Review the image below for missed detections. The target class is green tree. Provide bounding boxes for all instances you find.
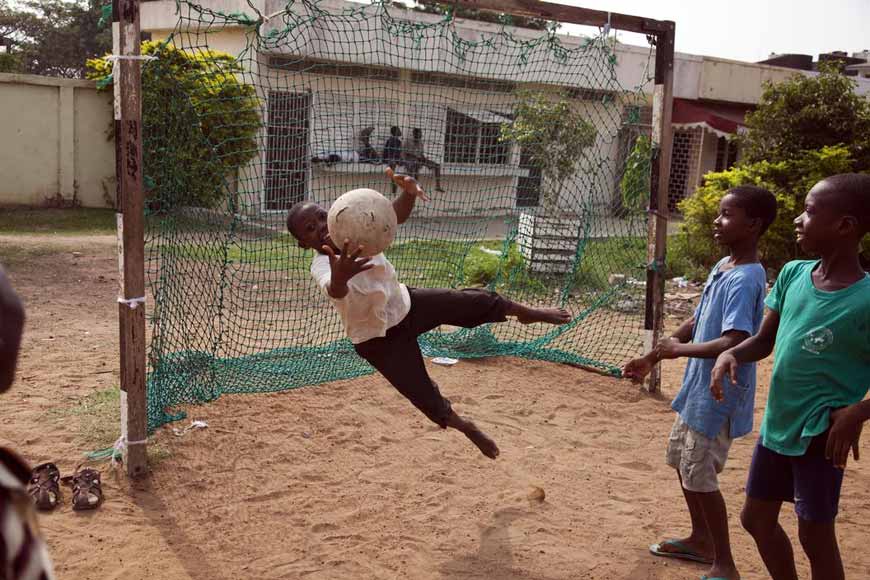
[499,89,597,211]
[0,0,110,78]
[739,61,870,170]
[674,63,870,278]
[0,49,22,73]
[675,146,868,276]
[87,41,262,210]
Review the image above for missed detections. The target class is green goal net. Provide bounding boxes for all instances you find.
[97,0,659,431]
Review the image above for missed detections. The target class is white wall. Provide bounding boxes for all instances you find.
[0,74,115,207]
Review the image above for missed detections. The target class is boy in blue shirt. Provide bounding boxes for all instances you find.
[713,174,870,580]
[624,185,777,580]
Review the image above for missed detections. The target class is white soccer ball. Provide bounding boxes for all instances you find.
[327,188,397,257]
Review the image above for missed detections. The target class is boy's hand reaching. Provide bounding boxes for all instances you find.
[386,167,428,201]
[827,405,864,469]
[323,239,373,284]
[710,352,738,402]
[623,355,654,383]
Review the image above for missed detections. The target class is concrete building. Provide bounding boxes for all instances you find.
[147,0,870,217]
[142,0,660,219]
[5,0,870,211]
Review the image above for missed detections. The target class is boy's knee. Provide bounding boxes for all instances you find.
[741,504,773,537]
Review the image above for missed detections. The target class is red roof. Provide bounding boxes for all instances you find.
[672,98,752,137]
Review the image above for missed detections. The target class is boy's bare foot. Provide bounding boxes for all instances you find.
[513,306,572,325]
[446,411,500,459]
[464,425,500,459]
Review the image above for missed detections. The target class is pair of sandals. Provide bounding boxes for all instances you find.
[27,462,103,511]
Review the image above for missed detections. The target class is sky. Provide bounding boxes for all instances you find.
[552,0,870,63]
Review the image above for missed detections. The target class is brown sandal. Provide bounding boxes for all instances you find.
[62,467,103,511]
[27,462,62,511]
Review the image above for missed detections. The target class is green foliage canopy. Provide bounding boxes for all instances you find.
[87,41,262,209]
[0,0,110,78]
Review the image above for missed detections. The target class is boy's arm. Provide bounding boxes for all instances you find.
[657,329,748,360]
[622,315,695,381]
[631,315,694,365]
[669,316,695,343]
[720,309,779,364]
[326,277,350,300]
[668,272,766,360]
[387,167,427,225]
[828,400,870,468]
[710,309,780,401]
[321,242,373,300]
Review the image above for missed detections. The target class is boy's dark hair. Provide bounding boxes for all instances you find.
[821,173,870,234]
[390,126,401,137]
[728,185,778,235]
[286,201,309,238]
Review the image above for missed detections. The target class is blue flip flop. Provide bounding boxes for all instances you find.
[649,539,713,564]
[701,576,731,580]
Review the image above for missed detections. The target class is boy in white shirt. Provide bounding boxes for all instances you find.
[287,169,570,458]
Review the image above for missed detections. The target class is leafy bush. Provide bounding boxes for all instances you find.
[677,146,867,276]
[87,41,261,210]
[665,234,710,282]
[673,62,870,280]
[464,243,528,285]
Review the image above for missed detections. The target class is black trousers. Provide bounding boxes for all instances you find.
[354,288,510,427]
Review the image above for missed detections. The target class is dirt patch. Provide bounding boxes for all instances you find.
[1,234,868,580]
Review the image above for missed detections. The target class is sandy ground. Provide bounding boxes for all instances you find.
[1,233,868,580]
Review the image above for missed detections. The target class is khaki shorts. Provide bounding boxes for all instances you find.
[666,415,733,493]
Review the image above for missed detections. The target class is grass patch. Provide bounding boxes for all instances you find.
[0,244,59,267]
[386,238,468,287]
[159,235,659,295]
[573,236,647,290]
[154,231,706,296]
[163,236,303,271]
[47,386,171,465]
[0,207,117,235]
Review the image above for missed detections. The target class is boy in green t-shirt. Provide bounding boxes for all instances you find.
[712,174,870,580]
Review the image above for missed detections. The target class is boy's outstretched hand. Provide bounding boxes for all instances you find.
[623,355,654,383]
[710,352,738,402]
[386,167,428,201]
[323,239,373,285]
[827,405,864,469]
